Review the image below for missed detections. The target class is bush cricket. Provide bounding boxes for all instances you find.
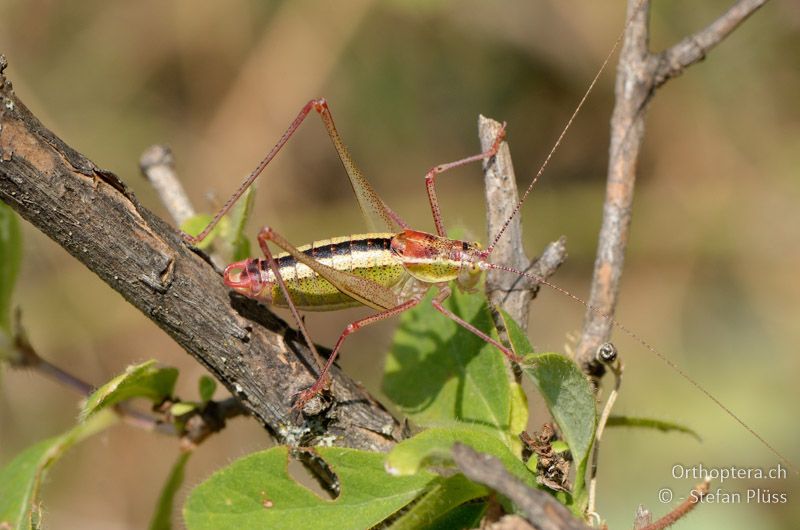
[181,11,793,473]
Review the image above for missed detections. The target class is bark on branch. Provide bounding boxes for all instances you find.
[575,0,769,375]
[0,56,403,452]
[480,115,567,333]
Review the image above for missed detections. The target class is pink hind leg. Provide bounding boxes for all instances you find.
[184,98,404,246]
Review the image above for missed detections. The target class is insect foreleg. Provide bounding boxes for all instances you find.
[256,227,328,379]
[431,285,521,363]
[424,124,506,237]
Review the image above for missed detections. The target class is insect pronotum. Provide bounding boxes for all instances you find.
[182,3,793,472]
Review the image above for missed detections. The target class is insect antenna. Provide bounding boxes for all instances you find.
[487,0,644,256]
[482,261,797,473]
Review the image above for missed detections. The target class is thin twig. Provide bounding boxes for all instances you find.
[11,309,94,395]
[11,309,244,441]
[178,397,248,449]
[575,0,771,375]
[480,116,535,331]
[480,116,568,331]
[636,480,710,530]
[452,443,591,530]
[139,144,196,226]
[654,0,769,87]
[587,344,623,520]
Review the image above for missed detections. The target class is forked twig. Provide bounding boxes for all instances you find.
[575,0,771,374]
[9,309,246,445]
[480,116,567,333]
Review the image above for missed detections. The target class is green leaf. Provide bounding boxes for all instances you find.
[606,415,701,441]
[383,289,513,446]
[221,186,255,262]
[497,308,534,358]
[198,376,217,404]
[169,402,197,417]
[149,452,192,530]
[387,474,486,530]
[0,203,21,353]
[521,353,596,499]
[0,410,117,530]
[508,382,528,441]
[184,446,433,530]
[496,310,530,451]
[415,501,487,530]
[386,425,538,492]
[80,360,178,420]
[180,214,226,250]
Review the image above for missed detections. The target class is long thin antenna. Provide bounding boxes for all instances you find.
[484,262,797,473]
[487,0,646,255]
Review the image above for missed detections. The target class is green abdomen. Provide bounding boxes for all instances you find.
[267,234,406,311]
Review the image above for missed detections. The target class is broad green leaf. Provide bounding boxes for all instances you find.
[0,203,21,358]
[606,415,701,441]
[184,446,433,530]
[198,376,217,404]
[387,474,486,530]
[383,289,512,445]
[0,410,117,530]
[149,451,192,530]
[521,353,596,499]
[386,425,538,492]
[80,360,178,420]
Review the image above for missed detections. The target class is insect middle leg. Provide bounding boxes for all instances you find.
[431,284,522,363]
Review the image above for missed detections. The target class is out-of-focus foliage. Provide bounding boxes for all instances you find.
[0,410,117,530]
[0,203,21,358]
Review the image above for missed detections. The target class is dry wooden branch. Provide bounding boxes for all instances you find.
[452,443,591,530]
[575,0,770,375]
[480,116,567,333]
[0,56,403,452]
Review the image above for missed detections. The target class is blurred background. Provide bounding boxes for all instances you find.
[1,0,799,528]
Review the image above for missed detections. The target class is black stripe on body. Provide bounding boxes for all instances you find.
[257,235,404,310]
[269,236,393,272]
